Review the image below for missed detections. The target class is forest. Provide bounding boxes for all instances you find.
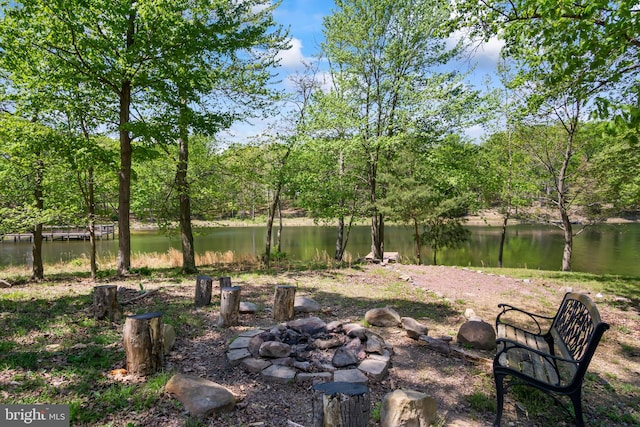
[1,0,639,279]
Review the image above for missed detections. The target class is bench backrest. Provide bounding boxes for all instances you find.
[550,292,609,381]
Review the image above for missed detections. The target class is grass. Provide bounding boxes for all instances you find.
[1,258,638,426]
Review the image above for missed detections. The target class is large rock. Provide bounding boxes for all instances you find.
[294,296,321,313]
[380,389,437,427]
[286,317,327,335]
[401,317,429,340]
[332,347,359,367]
[365,307,401,327]
[343,323,367,339]
[248,332,277,357]
[259,341,292,358]
[457,320,496,350]
[239,301,258,314]
[165,374,236,417]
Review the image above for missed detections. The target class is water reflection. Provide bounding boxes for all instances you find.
[1,223,638,276]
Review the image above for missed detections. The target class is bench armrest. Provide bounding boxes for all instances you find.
[496,304,555,335]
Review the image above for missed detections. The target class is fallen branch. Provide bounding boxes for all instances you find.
[0,279,12,288]
[419,335,492,364]
[120,289,160,305]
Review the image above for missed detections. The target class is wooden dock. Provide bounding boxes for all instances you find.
[364,251,399,265]
[1,224,115,242]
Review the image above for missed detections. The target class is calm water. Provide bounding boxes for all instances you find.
[1,223,639,276]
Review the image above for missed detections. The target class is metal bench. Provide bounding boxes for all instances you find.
[493,292,609,427]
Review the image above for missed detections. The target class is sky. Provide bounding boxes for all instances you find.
[224,0,505,143]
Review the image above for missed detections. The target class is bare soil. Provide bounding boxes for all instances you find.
[2,264,639,427]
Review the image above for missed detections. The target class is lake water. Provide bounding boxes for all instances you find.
[1,223,639,276]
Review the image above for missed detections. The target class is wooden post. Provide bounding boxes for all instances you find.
[217,286,241,327]
[93,285,122,321]
[273,285,296,321]
[312,382,370,427]
[195,275,213,307]
[123,312,164,376]
[218,276,232,295]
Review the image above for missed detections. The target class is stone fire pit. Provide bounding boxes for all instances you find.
[226,317,392,384]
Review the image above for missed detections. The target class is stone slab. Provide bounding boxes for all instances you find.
[261,365,297,384]
[333,368,368,385]
[358,358,389,380]
[241,357,272,373]
[238,329,266,338]
[226,348,251,366]
[228,336,252,349]
[296,372,333,383]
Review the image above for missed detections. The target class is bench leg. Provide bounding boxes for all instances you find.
[494,373,505,427]
[570,389,584,427]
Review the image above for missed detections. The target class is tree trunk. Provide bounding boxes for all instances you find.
[335,215,345,261]
[413,218,421,265]
[116,79,132,276]
[195,275,213,307]
[264,185,281,266]
[88,166,97,279]
[276,199,283,254]
[313,382,370,427]
[123,312,164,376]
[217,286,241,327]
[498,214,508,268]
[177,97,197,274]
[94,285,122,321]
[31,158,44,281]
[116,12,136,277]
[273,285,296,321]
[561,211,573,271]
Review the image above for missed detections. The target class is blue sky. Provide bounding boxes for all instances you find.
[225,0,504,143]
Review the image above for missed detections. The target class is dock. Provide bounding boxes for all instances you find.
[1,224,115,242]
[364,251,399,265]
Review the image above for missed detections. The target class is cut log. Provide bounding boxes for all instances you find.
[123,312,164,376]
[313,381,370,427]
[93,285,122,321]
[120,289,159,305]
[218,276,232,291]
[195,275,213,307]
[419,335,451,355]
[217,286,241,327]
[418,335,492,364]
[273,285,296,321]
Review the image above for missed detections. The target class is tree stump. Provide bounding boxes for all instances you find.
[218,276,232,290]
[123,312,164,376]
[273,285,296,321]
[312,382,370,427]
[217,286,241,327]
[195,275,213,307]
[93,285,122,321]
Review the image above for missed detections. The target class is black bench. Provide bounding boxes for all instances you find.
[493,292,609,427]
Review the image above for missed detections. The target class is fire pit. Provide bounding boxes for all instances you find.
[226,317,392,384]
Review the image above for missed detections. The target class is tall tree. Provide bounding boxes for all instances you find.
[0,115,81,280]
[0,0,287,276]
[455,0,640,126]
[321,0,461,260]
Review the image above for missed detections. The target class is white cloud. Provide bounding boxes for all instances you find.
[277,37,310,69]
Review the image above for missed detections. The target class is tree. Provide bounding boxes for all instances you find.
[0,115,81,280]
[321,0,461,260]
[0,0,287,276]
[455,0,640,128]
[382,136,476,265]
